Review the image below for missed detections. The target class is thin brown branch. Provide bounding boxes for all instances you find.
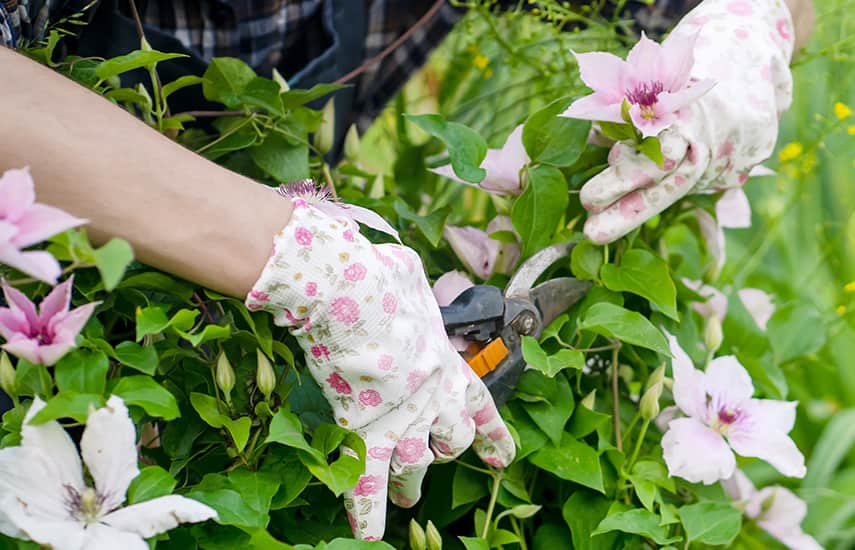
[333,0,446,85]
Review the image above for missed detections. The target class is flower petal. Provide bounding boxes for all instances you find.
[662,416,736,484]
[0,246,61,284]
[485,216,520,274]
[654,405,682,433]
[432,271,473,307]
[738,288,775,331]
[695,208,726,276]
[656,79,716,113]
[22,397,85,490]
[0,168,36,221]
[80,395,140,512]
[704,355,754,408]
[753,487,822,550]
[1,498,86,550]
[563,93,624,123]
[667,333,707,419]
[481,127,527,195]
[573,50,627,98]
[49,301,98,349]
[81,523,148,550]
[29,340,76,367]
[721,469,757,504]
[342,204,401,241]
[0,308,32,342]
[102,495,217,538]
[727,403,806,478]
[2,280,39,328]
[2,336,46,365]
[11,204,86,248]
[659,31,700,91]
[716,188,752,228]
[443,225,497,280]
[629,103,677,138]
[626,32,664,84]
[38,277,73,326]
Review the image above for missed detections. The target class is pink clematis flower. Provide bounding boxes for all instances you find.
[682,279,775,331]
[443,216,520,280]
[431,125,529,196]
[0,277,98,365]
[661,334,805,484]
[0,169,86,284]
[563,33,715,137]
[278,180,399,240]
[722,470,822,550]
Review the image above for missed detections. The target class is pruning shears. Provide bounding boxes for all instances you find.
[440,243,593,406]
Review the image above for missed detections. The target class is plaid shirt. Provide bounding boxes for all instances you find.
[1,0,699,131]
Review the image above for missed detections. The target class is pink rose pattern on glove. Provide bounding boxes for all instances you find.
[246,200,515,541]
[580,0,795,244]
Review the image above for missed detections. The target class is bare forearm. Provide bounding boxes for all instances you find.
[0,47,292,298]
[785,0,816,52]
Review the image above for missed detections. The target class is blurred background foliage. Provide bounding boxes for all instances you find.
[353,0,855,546]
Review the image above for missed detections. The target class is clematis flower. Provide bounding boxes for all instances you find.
[0,396,216,550]
[0,277,98,365]
[563,33,715,137]
[722,470,822,550]
[661,334,806,484]
[0,168,86,284]
[443,216,520,280]
[682,279,775,332]
[278,179,399,240]
[431,125,528,196]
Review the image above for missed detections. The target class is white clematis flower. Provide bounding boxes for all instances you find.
[0,395,217,550]
[722,470,822,550]
[661,334,806,484]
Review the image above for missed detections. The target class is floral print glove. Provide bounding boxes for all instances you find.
[246,198,516,540]
[579,0,795,244]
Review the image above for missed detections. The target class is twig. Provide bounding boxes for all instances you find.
[174,110,247,119]
[127,0,171,119]
[333,0,446,85]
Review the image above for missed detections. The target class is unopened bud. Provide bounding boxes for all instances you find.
[640,365,665,421]
[314,99,335,154]
[0,352,15,396]
[216,352,235,403]
[425,520,442,550]
[256,349,276,399]
[704,315,723,354]
[581,389,596,410]
[344,125,361,160]
[409,519,427,550]
[272,68,290,92]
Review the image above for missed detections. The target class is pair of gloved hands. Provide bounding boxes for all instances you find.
[246,0,796,540]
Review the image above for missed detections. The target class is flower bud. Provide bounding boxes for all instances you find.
[425,520,442,550]
[256,349,276,399]
[344,125,361,161]
[640,365,665,421]
[216,352,235,404]
[409,519,427,550]
[313,99,335,154]
[704,315,723,354]
[0,352,15,396]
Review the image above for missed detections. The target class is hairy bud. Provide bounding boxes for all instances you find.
[216,352,235,404]
[256,349,276,399]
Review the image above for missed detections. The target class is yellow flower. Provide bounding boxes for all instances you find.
[473,54,489,70]
[835,101,853,120]
[484,68,494,79]
[778,142,804,162]
[844,281,855,293]
[848,125,855,135]
[837,305,847,315]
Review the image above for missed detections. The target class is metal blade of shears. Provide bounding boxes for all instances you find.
[528,277,592,328]
[505,242,574,299]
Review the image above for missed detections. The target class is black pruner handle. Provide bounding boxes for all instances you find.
[439,285,505,342]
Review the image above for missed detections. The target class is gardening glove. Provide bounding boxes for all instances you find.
[580,0,795,244]
[246,198,515,541]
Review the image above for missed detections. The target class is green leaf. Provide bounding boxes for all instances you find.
[161,75,203,99]
[93,238,134,291]
[638,136,664,166]
[571,240,603,281]
[522,97,591,166]
[280,83,344,108]
[228,468,280,518]
[767,303,827,364]
[112,375,180,420]
[578,303,669,355]
[135,306,170,341]
[202,57,257,108]
[600,249,678,320]
[458,537,489,550]
[242,77,285,115]
[562,490,616,550]
[224,417,252,453]
[593,508,680,545]
[301,424,366,496]
[186,474,267,528]
[514,370,574,444]
[393,200,449,247]
[678,502,741,546]
[405,114,487,183]
[105,87,151,107]
[190,392,228,428]
[529,433,604,492]
[568,402,610,439]
[29,392,105,424]
[804,408,855,488]
[119,272,194,301]
[452,464,489,509]
[54,350,109,395]
[114,342,158,375]
[521,336,584,377]
[265,407,324,462]
[512,165,568,257]
[95,50,186,80]
[127,466,177,504]
[249,134,310,183]
[598,121,637,142]
[177,324,232,347]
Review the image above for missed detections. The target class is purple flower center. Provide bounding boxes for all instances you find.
[277,179,336,205]
[717,407,741,425]
[29,325,53,345]
[626,81,665,120]
[64,484,109,523]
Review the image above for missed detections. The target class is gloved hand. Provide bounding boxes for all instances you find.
[576,0,795,244]
[246,198,515,540]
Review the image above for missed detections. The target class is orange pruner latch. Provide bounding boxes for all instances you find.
[463,338,510,378]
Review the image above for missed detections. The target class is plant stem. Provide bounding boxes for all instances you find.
[510,516,528,550]
[611,342,623,452]
[626,419,649,473]
[482,472,503,539]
